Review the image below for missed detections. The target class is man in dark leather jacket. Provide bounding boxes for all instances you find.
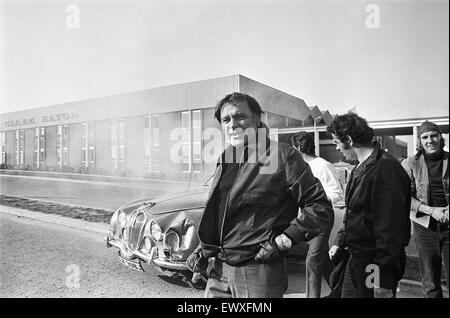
[327,113,411,298]
[187,92,333,298]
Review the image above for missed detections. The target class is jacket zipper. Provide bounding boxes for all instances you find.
[219,147,246,255]
[197,161,223,250]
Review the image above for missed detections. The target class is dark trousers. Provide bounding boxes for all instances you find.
[341,254,399,298]
[413,221,449,298]
[204,260,287,298]
[325,248,350,298]
[306,220,334,298]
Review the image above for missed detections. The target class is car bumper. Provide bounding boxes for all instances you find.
[104,234,189,271]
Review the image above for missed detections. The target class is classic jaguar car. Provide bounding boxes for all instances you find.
[104,183,210,287]
[105,175,347,288]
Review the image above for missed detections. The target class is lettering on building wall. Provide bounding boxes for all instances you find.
[42,111,79,123]
[3,111,80,129]
[4,118,36,128]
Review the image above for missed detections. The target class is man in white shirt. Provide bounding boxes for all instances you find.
[291,131,344,297]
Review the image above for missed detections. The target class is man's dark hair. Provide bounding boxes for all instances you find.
[291,132,315,156]
[215,92,263,123]
[327,112,374,146]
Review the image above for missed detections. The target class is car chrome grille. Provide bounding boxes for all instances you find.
[126,210,147,251]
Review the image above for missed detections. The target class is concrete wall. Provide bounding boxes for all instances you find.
[125,116,144,177]
[24,128,34,169]
[95,120,111,175]
[45,126,58,171]
[69,123,82,173]
[158,112,184,180]
[5,131,15,167]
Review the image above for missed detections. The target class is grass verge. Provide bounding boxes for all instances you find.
[0,195,113,224]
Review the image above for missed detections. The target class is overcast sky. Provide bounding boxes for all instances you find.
[0,0,448,121]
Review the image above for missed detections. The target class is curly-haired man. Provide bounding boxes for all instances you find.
[327,113,411,298]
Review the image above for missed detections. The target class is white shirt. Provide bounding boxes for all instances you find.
[307,157,344,205]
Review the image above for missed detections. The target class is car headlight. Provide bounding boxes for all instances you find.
[180,225,196,250]
[118,210,127,226]
[150,221,163,242]
[164,231,180,251]
[143,236,152,251]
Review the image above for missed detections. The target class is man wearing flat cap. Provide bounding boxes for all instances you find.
[402,120,449,298]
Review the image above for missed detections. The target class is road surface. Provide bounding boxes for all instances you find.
[0,213,203,298]
[0,173,431,298]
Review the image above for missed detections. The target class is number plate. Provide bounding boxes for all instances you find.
[118,256,144,272]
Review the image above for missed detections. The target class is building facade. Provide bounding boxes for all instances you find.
[0,75,328,182]
[3,75,442,182]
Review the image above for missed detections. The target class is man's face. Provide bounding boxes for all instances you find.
[292,137,301,152]
[331,133,357,161]
[220,101,260,147]
[420,131,442,156]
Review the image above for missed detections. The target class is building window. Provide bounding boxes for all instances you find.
[192,110,202,173]
[180,110,202,173]
[181,111,191,173]
[39,127,45,166]
[88,122,95,166]
[15,130,25,167]
[110,120,117,168]
[111,119,125,170]
[34,127,45,168]
[35,128,39,167]
[57,125,69,168]
[144,116,151,172]
[118,119,125,164]
[0,132,5,165]
[151,115,161,172]
[82,122,95,168]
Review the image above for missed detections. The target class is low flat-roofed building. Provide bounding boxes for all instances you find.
[4,75,445,182]
[0,75,326,182]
